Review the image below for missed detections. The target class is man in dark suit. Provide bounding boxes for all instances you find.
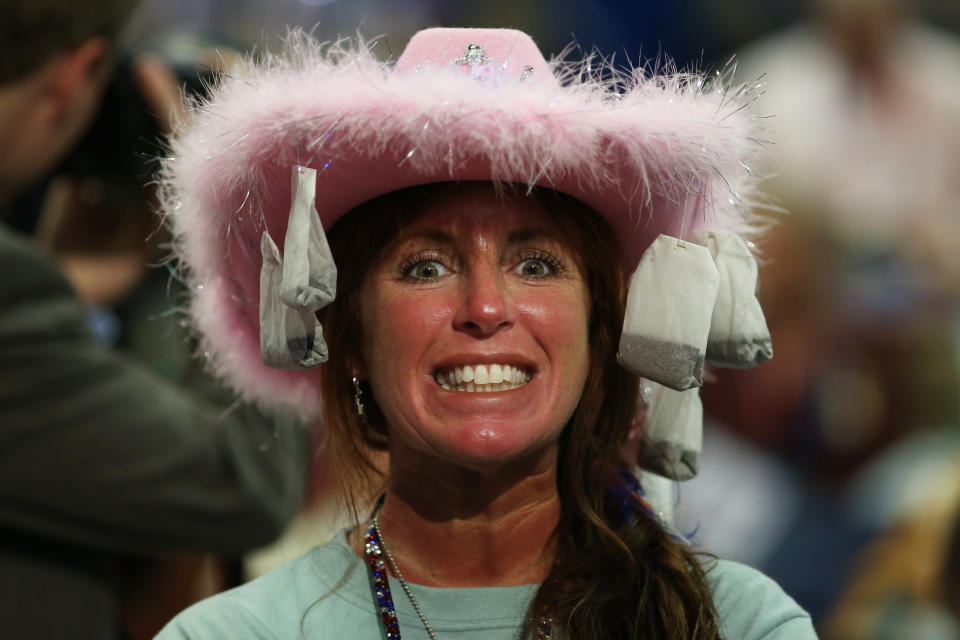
[0,2,310,637]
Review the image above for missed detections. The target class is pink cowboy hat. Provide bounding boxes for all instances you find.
[159,27,769,419]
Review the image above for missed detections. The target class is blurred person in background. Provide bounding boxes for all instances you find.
[823,454,960,639]
[691,0,960,626]
[0,1,310,638]
[710,0,960,492]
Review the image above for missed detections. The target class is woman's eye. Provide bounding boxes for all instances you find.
[407,260,449,280]
[515,258,553,278]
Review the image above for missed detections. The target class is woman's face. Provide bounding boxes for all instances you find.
[357,183,591,471]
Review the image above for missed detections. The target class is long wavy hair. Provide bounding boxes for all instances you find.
[317,182,721,640]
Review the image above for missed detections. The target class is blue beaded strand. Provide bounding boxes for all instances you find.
[365,524,402,639]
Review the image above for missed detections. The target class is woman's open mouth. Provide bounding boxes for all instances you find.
[433,364,532,392]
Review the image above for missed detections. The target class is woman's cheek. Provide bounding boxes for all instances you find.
[371,288,455,363]
[516,288,589,334]
[386,290,454,334]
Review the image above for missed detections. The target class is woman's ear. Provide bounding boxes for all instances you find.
[346,353,369,381]
[342,313,369,380]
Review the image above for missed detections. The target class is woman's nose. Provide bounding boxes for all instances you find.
[453,266,513,337]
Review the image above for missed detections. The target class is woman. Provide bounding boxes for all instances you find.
[157,27,816,639]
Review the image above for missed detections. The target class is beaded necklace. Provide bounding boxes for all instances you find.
[363,509,552,640]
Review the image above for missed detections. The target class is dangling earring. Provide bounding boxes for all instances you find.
[352,376,366,423]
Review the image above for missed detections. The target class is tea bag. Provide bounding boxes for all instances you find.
[280,166,337,310]
[259,233,329,368]
[638,379,703,481]
[692,230,772,368]
[617,234,720,390]
[258,165,337,369]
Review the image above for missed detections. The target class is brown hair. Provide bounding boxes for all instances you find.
[0,0,140,84]
[319,182,721,640]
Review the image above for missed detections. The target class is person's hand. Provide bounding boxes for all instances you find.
[131,54,185,134]
[35,56,186,305]
[36,176,149,305]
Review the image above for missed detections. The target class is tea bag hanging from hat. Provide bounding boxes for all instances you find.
[637,379,703,481]
[692,230,772,368]
[259,234,328,368]
[280,166,337,311]
[259,165,337,369]
[617,234,720,390]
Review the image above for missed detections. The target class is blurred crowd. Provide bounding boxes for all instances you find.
[2,0,960,637]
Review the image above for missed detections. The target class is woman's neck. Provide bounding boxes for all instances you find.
[353,449,562,588]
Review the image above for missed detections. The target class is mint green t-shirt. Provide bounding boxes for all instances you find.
[157,531,816,639]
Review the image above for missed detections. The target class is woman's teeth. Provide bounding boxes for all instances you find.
[434,364,531,392]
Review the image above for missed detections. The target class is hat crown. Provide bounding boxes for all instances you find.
[394,27,551,84]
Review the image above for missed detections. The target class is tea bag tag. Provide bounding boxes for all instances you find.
[617,234,720,390]
[257,165,336,369]
[637,379,703,481]
[692,230,772,368]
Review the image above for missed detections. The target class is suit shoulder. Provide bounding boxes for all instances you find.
[0,225,73,299]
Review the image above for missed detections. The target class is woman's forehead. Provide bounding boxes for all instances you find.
[397,183,562,240]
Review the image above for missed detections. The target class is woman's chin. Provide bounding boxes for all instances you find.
[423,422,560,472]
